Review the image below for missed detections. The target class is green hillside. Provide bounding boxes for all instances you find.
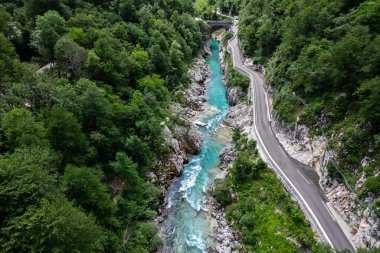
[0,0,206,252]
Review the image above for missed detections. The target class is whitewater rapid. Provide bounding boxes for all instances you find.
[159,40,230,253]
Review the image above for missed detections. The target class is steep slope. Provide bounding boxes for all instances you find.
[0,1,207,252]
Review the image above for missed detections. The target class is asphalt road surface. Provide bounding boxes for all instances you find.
[227,20,355,252]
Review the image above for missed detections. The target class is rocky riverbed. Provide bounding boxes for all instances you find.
[156,38,245,252]
[152,53,210,190]
[202,37,254,253]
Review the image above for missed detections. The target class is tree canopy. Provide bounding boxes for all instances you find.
[0,0,208,251]
[231,0,380,198]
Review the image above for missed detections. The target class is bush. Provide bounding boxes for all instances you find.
[234,151,255,183]
[255,158,267,171]
[222,31,233,46]
[232,127,241,143]
[327,161,342,180]
[373,199,380,219]
[240,212,255,229]
[212,182,232,207]
[365,176,380,194]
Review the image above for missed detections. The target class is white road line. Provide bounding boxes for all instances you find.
[322,201,337,222]
[297,169,310,184]
[279,147,287,157]
[228,29,334,248]
[265,92,271,121]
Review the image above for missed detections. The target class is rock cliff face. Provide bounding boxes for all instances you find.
[152,53,210,189]
[270,110,380,249]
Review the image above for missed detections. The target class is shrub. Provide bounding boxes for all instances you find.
[246,197,254,211]
[212,182,232,207]
[240,212,255,229]
[365,176,380,194]
[255,158,267,171]
[232,127,242,143]
[373,199,380,219]
[327,161,342,180]
[234,151,255,183]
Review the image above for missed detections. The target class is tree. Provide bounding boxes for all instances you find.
[148,31,171,77]
[63,165,115,223]
[54,37,87,78]
[77,79,117,163]
[1,107,47,151]
[365,176,380,194]
[123,134,155,169]
[233,151,256,183]
[128,47,151,81]
[77,79,113,132]
[0,146,56,222]
[87,34,129,89]
[0,33,23,87]
[357,77,380,129]
[31,11,68,60]
[0,4,11,33]
[110,152,140,187]
[23,0,62,18]
[255,17,276,57]
[42,107,88,166]
[169,40,185,81]
[114,0,139,22]
[0,197,105,252]
[137,74,169,103]
[8,75,79,113]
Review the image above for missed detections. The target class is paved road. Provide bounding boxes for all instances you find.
[227,21,355,252]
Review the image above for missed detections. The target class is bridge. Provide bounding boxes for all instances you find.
[205,20,233,28]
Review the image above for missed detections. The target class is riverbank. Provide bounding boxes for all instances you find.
[203,33,244,253]
[208,31,322,252]
[153,53,209,190]
[157,38,241,253]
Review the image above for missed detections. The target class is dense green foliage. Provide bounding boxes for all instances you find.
[226,0,380,197]
[225,51,250,92]
[194,0,243,18]
[194,0,219,19]
[213,130,319,252]
[0,0,207,252]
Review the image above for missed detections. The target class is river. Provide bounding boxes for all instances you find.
[159,40,230,252]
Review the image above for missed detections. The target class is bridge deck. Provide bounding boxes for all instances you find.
[205,20,233,27]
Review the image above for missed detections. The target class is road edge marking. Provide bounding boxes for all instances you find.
[297,169,311,184]
[228,29,334,248]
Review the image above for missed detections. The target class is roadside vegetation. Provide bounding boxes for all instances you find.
[213,129,380,252]
[224,52,250,93]
[0,0,207,252]
[218,0,380,214]
[212,129,321,252]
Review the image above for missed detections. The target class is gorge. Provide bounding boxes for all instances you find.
[158,39,236,253]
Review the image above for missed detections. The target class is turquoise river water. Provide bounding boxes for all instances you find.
[160,40,230,252]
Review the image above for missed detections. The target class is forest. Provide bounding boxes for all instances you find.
[0,0,207,252]
[214,0,380,213]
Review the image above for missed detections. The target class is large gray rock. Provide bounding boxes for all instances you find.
[270,109,380,249]
[226,86,243,106]
[157,55,209,188]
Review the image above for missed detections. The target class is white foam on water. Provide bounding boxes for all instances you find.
[179,165,202,192]
[186,197,202,211]
[209,105,220,113]
[166,197,173,209]
[186,234,207,253]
